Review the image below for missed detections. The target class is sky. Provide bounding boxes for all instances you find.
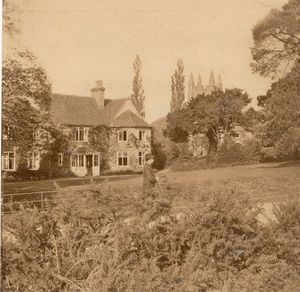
[10,0,287,122]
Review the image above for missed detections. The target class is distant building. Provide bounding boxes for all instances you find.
[188,71,223,99]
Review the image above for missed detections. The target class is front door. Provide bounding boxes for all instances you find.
[86,154,93,176]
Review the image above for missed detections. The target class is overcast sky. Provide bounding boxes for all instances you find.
[12,0,286,122]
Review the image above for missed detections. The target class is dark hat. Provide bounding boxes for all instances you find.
[145,153,154,160]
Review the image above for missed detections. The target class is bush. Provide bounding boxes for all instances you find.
[217,137,262,166]
[171,156,209,171]
[151,141,167,170]
[2,185,300,291]
[102,169,142,176]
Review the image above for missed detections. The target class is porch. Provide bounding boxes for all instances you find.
[70,144,100,177]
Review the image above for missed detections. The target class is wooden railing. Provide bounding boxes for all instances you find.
[2,191,57,214]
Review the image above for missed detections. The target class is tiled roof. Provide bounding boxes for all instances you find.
[51,94,106,126]
[110,110,151,128]
[70,144,98,154]
[50,94,150,128]
[103,98,127,122]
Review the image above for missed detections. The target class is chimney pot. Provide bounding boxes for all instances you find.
[91,80,105,108]
[96,80,103,88]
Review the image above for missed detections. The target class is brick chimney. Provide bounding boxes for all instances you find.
[91,80,105,108]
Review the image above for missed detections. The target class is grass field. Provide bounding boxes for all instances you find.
[2,174,140,194]
[3,162,300,206]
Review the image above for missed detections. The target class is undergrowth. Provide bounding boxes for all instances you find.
[2,182,300,291]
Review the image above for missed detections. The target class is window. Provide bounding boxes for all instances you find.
[71,155,78,167]
[117,151,128,166]
[75,127,88,142]
[139,130,145,141]
[94,154,99,167]
[2,151,15,171]
[58,153,63,166]
[79,154,84,167]
[27,152,40,170]
[138,151,145,166]
[32,128,38,140]
[118,130,127,142]
[3,126,13,140]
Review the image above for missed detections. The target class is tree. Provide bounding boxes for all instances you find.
[3,0,19,35]
[2,50,53,155]
[256,61,300,159]
[251,0,300,78]
[170,58,185,112]
[130,55,145,118]
[165,89,251,153]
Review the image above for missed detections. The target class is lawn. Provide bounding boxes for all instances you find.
[2,174,140,194]
[3,161,300,204]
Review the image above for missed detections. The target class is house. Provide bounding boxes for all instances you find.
[2,80,152,177]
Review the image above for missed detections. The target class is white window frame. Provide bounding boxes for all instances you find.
[75,127,89,142]
[138,151,145,166]
[71,154,78,167]
[117,151,128,166]
[58,153,63,167]
[71,154,85,167]
[118,130,128,142]
[27,151,40,170]
[139,130,146,141]
[78,154,84,167]
[2,151,16,171]
[94,154,99,167]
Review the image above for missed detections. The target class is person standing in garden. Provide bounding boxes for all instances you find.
[143,153,158,192]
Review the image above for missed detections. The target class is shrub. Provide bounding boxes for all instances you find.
[217,137,262,165]
[2,184,300,291]
[151,141,167,170]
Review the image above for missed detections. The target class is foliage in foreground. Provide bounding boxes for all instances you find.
[2,184,300,292]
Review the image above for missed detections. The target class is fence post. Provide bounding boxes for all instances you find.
[10,194,13,212]
[41,192,44,210]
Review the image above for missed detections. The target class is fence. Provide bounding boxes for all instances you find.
[2,191,57,214]
[2,180,114,214]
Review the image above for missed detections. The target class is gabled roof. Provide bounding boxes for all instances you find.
[50,94,150,128]
[70,144,98,154]
[103,98,127,122]
[110,110,151,128]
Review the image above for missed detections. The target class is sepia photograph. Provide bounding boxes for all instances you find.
[1,0,300,291]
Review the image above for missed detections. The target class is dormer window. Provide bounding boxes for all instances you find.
[75,127,88,142]
[118,130,127,142]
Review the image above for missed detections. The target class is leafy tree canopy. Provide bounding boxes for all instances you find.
[2,50,53,153]
[165,89,251,152]
[251,0,300,78]
[257,61,300,159]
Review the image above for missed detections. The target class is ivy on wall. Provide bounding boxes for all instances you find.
[89,125,111,170]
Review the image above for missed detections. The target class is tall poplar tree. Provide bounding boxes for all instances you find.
[130,55,145,118]
[170,58,185,112]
